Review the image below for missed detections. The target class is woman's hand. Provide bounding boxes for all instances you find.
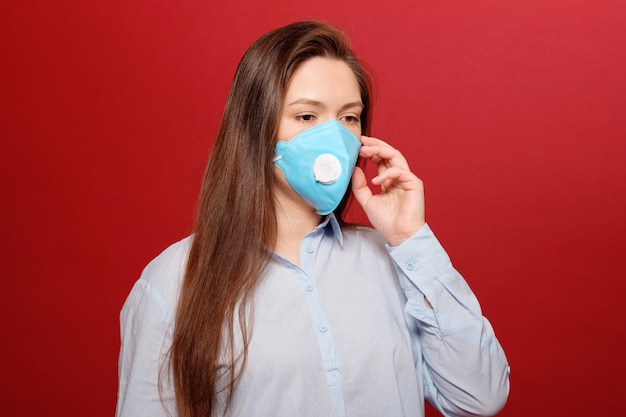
[351,135,425,247]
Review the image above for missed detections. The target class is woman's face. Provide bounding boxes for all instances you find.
[273,57,363,214]
[277,57,363,142]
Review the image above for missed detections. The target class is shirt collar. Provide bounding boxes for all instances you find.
[316,213,344,246]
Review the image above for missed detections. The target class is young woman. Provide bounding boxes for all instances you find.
[116,21,510,417]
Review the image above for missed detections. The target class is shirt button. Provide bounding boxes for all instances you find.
[328,370,340,385]
[305,246,314,254]
[406,261,415,270]
[305,284,314,292]
[319,325,328,333]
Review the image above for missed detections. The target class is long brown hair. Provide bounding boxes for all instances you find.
[169,21,373,417]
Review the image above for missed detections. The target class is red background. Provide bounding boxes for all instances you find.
[1,1,625,416]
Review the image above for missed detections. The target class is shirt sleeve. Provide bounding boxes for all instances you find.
[116,274,177,417]
[387,224,510,417]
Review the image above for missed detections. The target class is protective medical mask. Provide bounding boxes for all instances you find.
[274,119,362,215]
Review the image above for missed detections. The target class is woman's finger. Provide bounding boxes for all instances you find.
[351,166,373,207]
[359,137,409,169]
[371,166,420,190]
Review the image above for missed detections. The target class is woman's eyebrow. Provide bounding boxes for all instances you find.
[339,101,364,112]
[287,98,364,111]
[287,98,325,108]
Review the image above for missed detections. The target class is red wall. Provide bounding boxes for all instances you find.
[2,1,625,415]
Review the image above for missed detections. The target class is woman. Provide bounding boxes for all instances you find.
[116,21,510,417]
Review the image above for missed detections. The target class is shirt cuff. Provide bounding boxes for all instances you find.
[386,223,451,285]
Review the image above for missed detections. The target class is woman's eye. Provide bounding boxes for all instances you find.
[342,115,360,124]
[296,114,315,122]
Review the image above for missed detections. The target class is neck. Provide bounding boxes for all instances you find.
[273,189,322,266]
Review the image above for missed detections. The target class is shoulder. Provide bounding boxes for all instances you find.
[125,236,194,317]
[342,224,385,240]
[340,224,388,251]
[142,235,193,284]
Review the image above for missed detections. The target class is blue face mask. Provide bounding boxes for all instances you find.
[274,119,362,215]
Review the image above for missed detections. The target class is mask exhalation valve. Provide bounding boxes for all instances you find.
[313,154,341,184]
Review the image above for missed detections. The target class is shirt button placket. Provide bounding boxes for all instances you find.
[300,236,317,295]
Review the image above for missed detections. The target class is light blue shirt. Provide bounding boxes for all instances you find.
[116,216,509,417]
